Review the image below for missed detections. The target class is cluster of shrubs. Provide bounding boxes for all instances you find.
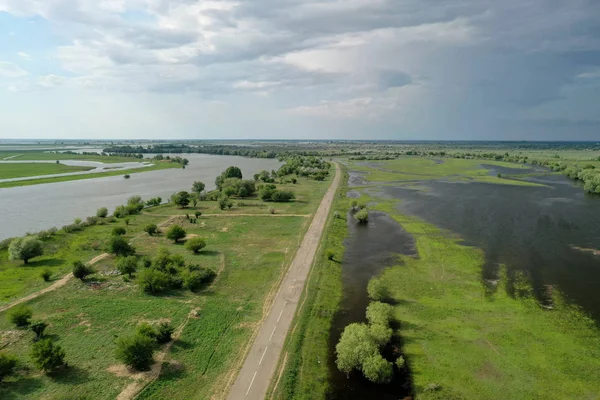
[115,321,175,371]
[258,184,295,202]
[350,200,369,223]
[277,156,330,181]
[137,247,215,295]
[113,196,145,218]
[1,305,66,382]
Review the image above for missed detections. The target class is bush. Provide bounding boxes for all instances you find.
[334,211,340,219]
[8,305,32,328]
[117,256,138,277]
[166,225,186,243]
[270,190,295,202]
[367,277,389,302]
[135,323,156,340]
[182,268,215,291]
[327,250,335,261]
[269,207,275,214]
[30,339,66,372]
[115,334,154,371]
[97,207,108,218]
[171,191,191,208]
[218,196,233,210]
[155,322,175,344]
[30,320,48,341]
[8,237,43,264]
[62,223,84,233]
[72,260,93,280]
[137,268,170,294]
[40,268,52,282]
[124,217,131,226]
[0,352,18,382]
[185,237,206,254]
[124,174,130,179]
[108,236,135,256]
[194,211,202,218]
[351,200,358,209]
[112,226,127,236]
[355,208,369,224]
[366,302,394,327]
[192,181,206,194]
[144,224,158,236]
[362,353,393,384]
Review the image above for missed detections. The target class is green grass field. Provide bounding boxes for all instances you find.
[0,151,139,164]
[0,172,332,399]
[0,163,95,180]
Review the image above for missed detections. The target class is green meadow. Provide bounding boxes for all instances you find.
[0,163,95,180]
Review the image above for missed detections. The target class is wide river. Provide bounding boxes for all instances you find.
[0,154,281,240]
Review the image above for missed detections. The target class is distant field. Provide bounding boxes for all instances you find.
[0,171,332,399]
[0,163,94,180]
[0,151,139,164]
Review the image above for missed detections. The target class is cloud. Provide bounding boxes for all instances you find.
[0,61,28,78]
[37,74,67,88]
[17,52,32,60]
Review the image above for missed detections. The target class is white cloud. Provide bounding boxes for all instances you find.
[37,74,67,88]
[0,61,28,78]
[17,52,32,60]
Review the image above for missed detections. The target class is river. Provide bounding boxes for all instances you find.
[0,154,281,240]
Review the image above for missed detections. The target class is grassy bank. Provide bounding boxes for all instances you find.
[0,162,181,189]
[0,173,332,399]
[268,164,349,400]
[0,163,94,180]
[0,151,138,164]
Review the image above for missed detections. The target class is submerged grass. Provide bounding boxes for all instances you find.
[0,163,94,180]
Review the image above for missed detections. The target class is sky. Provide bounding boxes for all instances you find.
[0,0,599,141]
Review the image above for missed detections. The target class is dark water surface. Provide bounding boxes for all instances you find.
[328,211,415,399]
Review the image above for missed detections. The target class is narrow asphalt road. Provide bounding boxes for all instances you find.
[226,163,341,400]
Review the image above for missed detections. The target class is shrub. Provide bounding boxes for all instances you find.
[115,334,154,371]
[351,200,358,209]
[30,339,66,372]
[137,269,170,294]
[166,225,186,243]
[367,277,389,302]
[124,217,131,226]
[135,323,156,340]
[271,190,295,202]
[182,268,215,291]
[72,260,93,281]
[30,320,49,341]
[73,218,82,225]
[171,191,191,208]
[192,181,206,194]
[40,268,52,282]
[116,256,138,277]
[185,237,206,254]
[8,305,32,328]
[108,236,135,256]
[269,207,275,214]
[8,237,43,264]
[0,352,18,382]
[155,322,175,344]
[113,205,128,218]
[62,223,83,233]
[144,224,158,236]
[361,353,393,384]
[194,211,202,218]
[327,250,335,261]
[96,207,108,218]
[145,197,162,207]
[355,209,369,224]
[112,226,126,236]
[218,196,233,210]
[334,211,340,219]
[366,302,394,327]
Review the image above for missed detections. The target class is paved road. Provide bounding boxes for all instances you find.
[226,163,341,400]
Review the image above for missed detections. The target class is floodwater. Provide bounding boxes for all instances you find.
[0,154,281,240]
[329,164,600,398]
[328,211,415,399]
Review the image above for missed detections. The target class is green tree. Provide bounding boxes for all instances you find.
[362,353,393,384]
[271,190,295,202]
[112,226,126,236]
[369,324,393,348]
[108,236,135,256]
[137,268,170,294]
[117,256,138,277]
[366,302,394,327]
[355,208,369,224]
[155,322,175,344]
[335,323,378,375]
[72,260,93,281]
[0,352,18,382]
[30,320,48,341]
[367,277,389,302]
[185,237,206,254]
[96,207,108,218]
[171,191,191,208]
[114,334,154,371]
[8,305,32,328]
[192,181,206,194]
[8,237,43,264]
[218,196,233,210]
[166,225,186,243]
[144,224,158,236]
[30,339,66,372]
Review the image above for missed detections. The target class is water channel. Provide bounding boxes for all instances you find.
[0,154,281,240]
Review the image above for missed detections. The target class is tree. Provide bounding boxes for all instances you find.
[114,334,154,371]
[369,324,393,348]
[223,166,243,179]
[166,225,186,243]
[367,277,389,302]
[96,207,108,218]
[366,302,394,327]
[144,224,158,236]
[355,209,369,224]
[218,196,233,210]
[361,353,393,384]
[8,237,43,264]
[0,353,18,382]
[185,237,206,254]
[112,226,126,236]
[171,191,191,208]
[8,305,32,328]
[137,268,170,294]
[117,256,138,277]
[335,323,378,375]
[30,320,48,341]
[108,236,135,256]
[192,181,206,194]
[30,339,66,372]
[72,260,93,281]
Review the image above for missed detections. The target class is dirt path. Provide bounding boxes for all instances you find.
[226,163,341,400]
[0,253,110,314]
